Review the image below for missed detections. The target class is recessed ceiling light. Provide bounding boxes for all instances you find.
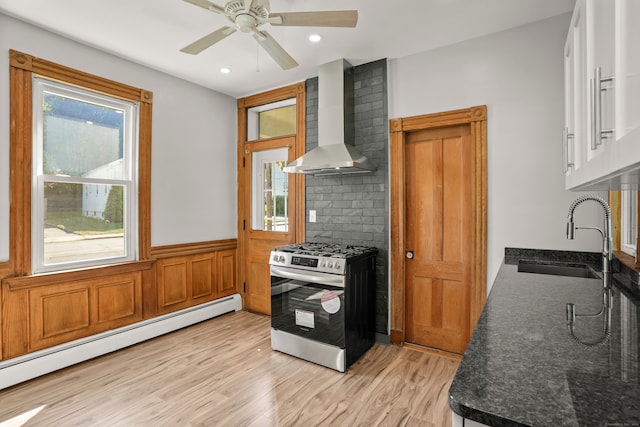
[309,34,322,43]
[220,67,231,74]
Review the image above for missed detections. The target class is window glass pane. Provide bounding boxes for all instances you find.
[628,191,637,246]
[44,182,125,266]
[259,105,296,139]
[621,190,638,256]
[33,77,137,273]
[43,92,124,178]
[251,148,288,231]
[247,99,296,140]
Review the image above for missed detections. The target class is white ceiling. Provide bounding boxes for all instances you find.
[0,0,575,98]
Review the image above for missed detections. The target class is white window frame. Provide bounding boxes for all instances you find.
[31,77,139,273]
[620,189,638,257]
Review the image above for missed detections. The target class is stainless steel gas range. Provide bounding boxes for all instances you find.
[269,242,378,372]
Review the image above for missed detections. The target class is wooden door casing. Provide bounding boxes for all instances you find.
[404,125,472,354]
[237,83,306,316]
[390,106,487,353]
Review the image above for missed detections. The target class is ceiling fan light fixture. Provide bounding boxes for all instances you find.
[235,14,256,32]
[309,34,322,43]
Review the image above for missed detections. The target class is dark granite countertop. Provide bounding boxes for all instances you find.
[448,249,640,426]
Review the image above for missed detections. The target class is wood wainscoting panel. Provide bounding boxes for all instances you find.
[95,279,138,324]
[2,261,152,359]
[157,258,189,311]
[154,245,238,315]
[28,272,143,353]
[218,249,237,297]
[190,255,215,300]
[35,288,90,339]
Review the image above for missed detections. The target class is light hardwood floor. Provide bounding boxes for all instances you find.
[0,311,459,426]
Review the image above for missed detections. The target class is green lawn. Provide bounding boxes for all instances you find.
[46,212,123,235]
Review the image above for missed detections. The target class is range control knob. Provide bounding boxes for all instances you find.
[335,263,341,270]
[327,262,333,269]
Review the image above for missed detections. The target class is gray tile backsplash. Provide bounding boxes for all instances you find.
[304,59,389,334]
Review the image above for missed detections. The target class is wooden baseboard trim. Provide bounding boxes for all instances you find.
[390,329,403,345]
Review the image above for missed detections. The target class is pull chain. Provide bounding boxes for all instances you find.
[256,40,260,72]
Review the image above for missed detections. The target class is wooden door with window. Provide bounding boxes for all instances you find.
[242,138,297,314]
[390,106,487,355]
[237,83,305,315]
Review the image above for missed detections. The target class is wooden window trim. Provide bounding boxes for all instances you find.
[8,49,152,276]
[610,190,640,270]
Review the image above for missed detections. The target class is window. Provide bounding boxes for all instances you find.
[246,99,296,140]
[621,189,638,257]
[32,78,138,272]
[9,49,151,276]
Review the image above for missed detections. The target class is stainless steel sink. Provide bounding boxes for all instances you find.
[517,260,599,279]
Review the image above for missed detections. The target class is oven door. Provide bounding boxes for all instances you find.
[270,265,346,348]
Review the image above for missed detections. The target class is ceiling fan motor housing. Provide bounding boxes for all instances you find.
[225,1,269,32]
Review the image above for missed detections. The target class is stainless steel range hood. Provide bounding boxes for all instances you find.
[284,59,376,176]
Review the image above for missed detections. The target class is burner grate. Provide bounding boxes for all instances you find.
[275,242,377,260]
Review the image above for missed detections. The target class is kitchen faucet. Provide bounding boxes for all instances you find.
[565,195,614,346]
[566,195,612,274]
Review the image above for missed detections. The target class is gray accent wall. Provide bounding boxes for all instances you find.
[304,59,389,334]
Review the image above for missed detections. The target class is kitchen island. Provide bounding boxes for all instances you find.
[449,249,640,426]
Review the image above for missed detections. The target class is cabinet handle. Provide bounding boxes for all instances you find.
[563,127,575,173]
[592,67,615,150]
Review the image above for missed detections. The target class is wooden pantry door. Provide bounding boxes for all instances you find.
[390,107,487,355]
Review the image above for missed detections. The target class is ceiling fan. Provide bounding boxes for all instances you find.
[180,0,358,70]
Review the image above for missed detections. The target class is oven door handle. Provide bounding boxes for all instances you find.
[270,265,346,288]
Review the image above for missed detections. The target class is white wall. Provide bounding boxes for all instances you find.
[388,13,606,291]
[0,13,237,260]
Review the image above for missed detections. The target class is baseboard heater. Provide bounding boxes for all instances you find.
[0,293,242,390]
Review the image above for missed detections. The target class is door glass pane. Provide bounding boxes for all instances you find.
[44,182,126,265]
[251,148,288,231]
[247,99,296,140]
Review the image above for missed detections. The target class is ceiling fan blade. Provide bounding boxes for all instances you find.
[269,11,358,27]
[182,0,225,14]
[180,26,237,54]
[253,31,298,70]
[244,0,254,13]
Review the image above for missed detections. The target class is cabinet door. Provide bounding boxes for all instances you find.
[615,0,640,142]
[587,0,616,156]
[564,0,587,178]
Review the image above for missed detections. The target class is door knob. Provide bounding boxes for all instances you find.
[406,251,414,259]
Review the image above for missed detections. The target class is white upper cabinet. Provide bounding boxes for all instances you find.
[564,0,640,190]
[616,0,640,142]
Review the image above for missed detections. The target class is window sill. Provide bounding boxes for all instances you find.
[614,250,639,272]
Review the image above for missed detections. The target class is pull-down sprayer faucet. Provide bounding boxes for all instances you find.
[565,195,613,346]
[566,195,612,274]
